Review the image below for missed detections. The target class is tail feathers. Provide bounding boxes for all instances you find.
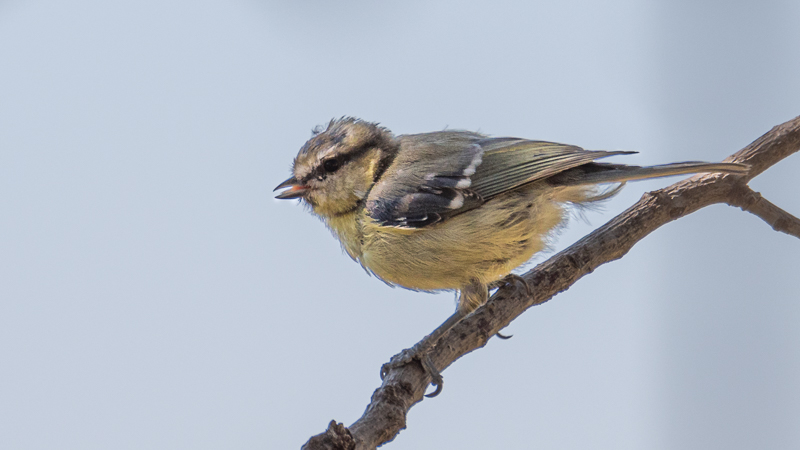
[551,161,749,186]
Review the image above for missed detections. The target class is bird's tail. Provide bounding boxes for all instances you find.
[550,161,749,186]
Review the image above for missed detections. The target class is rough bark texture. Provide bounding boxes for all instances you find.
[302,116,800,450]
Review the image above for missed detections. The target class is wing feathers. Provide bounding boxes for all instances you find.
[471,139,635,199]
[367,133,636,229]
[366,137,486,229]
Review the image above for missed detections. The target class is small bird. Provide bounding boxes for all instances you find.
[275,117,747,396]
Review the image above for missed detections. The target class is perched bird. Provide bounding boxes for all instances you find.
[275,117,748,396]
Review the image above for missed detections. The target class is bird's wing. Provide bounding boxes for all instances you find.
[470,137,633,199]
[366,132,632,229]
[365,131,486,229]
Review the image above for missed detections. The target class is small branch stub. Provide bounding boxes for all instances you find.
[302,421,355,450]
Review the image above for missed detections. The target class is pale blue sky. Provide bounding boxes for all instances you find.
[1,1,799,449]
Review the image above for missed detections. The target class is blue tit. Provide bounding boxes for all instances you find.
[275,117,748,395]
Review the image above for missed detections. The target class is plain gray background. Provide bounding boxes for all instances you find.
[1,1,799,449]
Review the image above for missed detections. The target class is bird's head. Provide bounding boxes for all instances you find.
[275,117,398,218]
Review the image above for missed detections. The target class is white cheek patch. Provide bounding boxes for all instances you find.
[455,178,471,188]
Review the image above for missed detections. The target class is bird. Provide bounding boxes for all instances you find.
[274,117,748,396]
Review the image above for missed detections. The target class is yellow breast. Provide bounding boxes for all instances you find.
[324,183,584,292]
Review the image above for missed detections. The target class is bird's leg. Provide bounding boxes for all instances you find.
[380,280,487,397]
[488,274,532,339]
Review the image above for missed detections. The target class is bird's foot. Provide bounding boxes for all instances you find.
[488,274,532,340]
[380,342,444,397]
[498,273,532,296]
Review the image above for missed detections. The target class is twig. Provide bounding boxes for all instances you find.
[725,184,800,239]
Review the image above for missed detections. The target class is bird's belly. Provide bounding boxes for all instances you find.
[360,189,566,291]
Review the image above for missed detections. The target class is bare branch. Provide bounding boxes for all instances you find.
[302,115,800,450]
[724,184,800,239]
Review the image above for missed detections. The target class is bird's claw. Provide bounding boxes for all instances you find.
[380,343,444,397]
[489,274,530,340]
[501,273,532,296]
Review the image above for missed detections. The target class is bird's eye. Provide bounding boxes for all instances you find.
[323,158,341,173]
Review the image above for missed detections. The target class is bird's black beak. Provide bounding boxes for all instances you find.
[274,176,309,199]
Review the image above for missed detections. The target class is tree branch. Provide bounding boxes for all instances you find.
[302,115,800,450]
[724,184,800,239]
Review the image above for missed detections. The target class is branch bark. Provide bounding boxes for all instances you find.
[302,115,800,450]
[725,184,800,239]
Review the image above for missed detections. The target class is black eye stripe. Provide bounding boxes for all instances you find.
[308,139,378,181]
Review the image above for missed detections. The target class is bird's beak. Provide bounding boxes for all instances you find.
[274,176,309,199]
